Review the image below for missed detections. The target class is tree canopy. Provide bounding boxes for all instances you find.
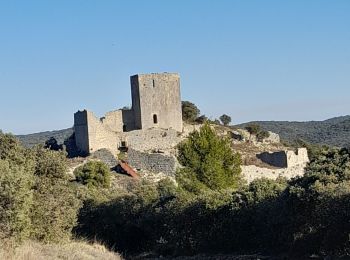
[182,101,200,122]
[176,123,242,193]
[219,114,232,126]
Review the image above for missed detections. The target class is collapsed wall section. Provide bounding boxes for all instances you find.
[74,110,122,155]
[256,148,309,168]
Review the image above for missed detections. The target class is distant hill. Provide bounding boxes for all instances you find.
[237,115,350,149]
[17,128,74,148]
[16,116,350,149]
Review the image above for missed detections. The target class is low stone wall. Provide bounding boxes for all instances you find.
[127,148,177,176]
[242,165,306,184]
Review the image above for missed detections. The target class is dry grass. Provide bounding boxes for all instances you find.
[0,240,123,260]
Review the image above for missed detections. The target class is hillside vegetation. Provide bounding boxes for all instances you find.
[17,128,73,148]
[2,126,350,258]
[237,115,350,148]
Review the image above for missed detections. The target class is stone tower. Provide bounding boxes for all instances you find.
[130,73,183,132]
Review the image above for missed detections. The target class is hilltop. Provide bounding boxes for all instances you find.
[237,115,350,149]
[17,128,73,148]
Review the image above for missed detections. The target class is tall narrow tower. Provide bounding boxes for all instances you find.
[130,73,183,132]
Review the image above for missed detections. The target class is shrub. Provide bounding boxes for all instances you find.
[177,123,242,193]
[0,161,33,242]
[219,114,231,126]
[74,161,111,188]
[0,132,81,244]
[256,130,270,142]
[0,132,34,242]
[195,115,207,124]
[30,176,81,243]
[182,101,200,122]
[30,147,81,243]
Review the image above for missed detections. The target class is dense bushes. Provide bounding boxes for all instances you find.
[0,132,81,244]
[76,146,350,257]
[74,161,111,188]
[3,129,350,257]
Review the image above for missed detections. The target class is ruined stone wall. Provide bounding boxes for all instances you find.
[128,148,177,176]
[286,148,309,167]
[74,110,90,154]
[242,164,306,183]
[130,73,183,132]
[122,109,136,131]
[100,109,136,133]
[125,128,181,152]
[257,151,288,168]
[87,111,122,154]
[256,148,309,168]
[74,110,122,155]
[100,110,124,132]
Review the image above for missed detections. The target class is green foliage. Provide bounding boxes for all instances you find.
[16,128,73,148]
[0,132,81,244]
[256,130,270,142]
[181,101,200,122]
[238,116,350,149]
[44,137,63,151]
[176,123,242,193]
[195,115,207,124]
[76,147,350,257]
[30,147,81,243]
[0,133,34,242]
[245,123,261,136]
[245,124,271,142]
[33,147,68,179]
[74,161,111,188]
[0,161,34,242]
[219,114,231,126]
[30,176,81,243]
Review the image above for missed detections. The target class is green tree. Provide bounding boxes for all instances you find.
[256,130,270,142]
[182,101,200,122]
[245,123,261,142]
[44,137,62,151]
[176,123,242,193]
[219,114,232,126]
[0,132,34,242]
[245,123,260,136]
[74,161,111,188]
[0,161,34,242]
[195,115,207,124]
[30,147,81,243]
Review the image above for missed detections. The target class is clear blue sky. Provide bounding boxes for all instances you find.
[0,1,349,134]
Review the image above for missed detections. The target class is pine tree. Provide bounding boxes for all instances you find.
[176,123,242,193]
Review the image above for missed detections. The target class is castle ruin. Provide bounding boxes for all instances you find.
[74,73,183,155]
[73,72,309,181]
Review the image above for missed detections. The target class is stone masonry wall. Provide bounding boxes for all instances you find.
[257,148,309,168]
[86,111,121,154]
[128,148,177,176]
[125,128,181,152]
[74,110,90,154]
[130,73,183,132]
